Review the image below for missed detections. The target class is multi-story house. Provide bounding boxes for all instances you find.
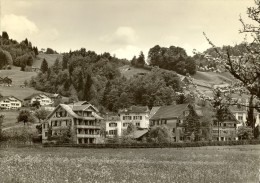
[0,96,22,109]
[150,104,203,142]
[229,105,260,128]
[211,109,239,141]
[105,116,122,137]
[105,106,150,137]
[24,93,53,106]
[119,106,150,129]
[42,101,103,144]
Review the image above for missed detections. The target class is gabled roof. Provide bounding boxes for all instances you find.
[24,93,50,100]
[0,96,22,102]
[68,101,99,112]
[119,106,149,114]
[150,107,161,117]
[150,104,189,120]
[45,102,103,122]
[128,129,149,139]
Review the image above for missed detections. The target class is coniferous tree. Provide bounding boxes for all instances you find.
[136,51,145,68]
[183,105,201,141]
[2,31,9,40]
[131,56,137,66]
[41,59,48,73]
[83,74,93,101]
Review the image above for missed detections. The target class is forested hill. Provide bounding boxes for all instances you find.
[0,31,39,70]
[30,48,183,112]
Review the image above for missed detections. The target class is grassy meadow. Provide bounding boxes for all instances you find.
[0,145,259,183]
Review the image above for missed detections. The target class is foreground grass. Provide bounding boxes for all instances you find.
[0,145,259,183]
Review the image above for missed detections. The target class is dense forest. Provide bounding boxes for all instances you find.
[30,48,184,112]
[0,31,39,70]
[147,45,197,75]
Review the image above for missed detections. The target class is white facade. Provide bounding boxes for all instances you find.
[233,111,260,128]
[30,94,53,106]
[106,120,122,137]
[0,96,22,109]
[119,113,149,130]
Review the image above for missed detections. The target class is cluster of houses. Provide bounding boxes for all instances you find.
[41,100,260,144]
[0,93,61,110]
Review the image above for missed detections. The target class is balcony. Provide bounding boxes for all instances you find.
[76,125,100,129]
[77,134,100,138]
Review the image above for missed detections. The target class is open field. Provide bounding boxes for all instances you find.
[33,53,62,68]
[0,86,40,100]
[119,65,150,79]
[0,69,37,86]
[1,110,19,128]
[0,145,259,183]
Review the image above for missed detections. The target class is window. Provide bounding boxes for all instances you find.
[133,116,142,120]
[109,130,117,135]
[109,123,117,127]
[238,116,243,121]
[123,116,131,120]
[123,123,129,127]
[45,132,48,137]
[136,122,140,127]
[224,123,226,127]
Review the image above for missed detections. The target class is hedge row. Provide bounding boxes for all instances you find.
[43,140,260,148]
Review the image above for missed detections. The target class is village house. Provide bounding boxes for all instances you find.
[24,93,54,106]
[119,106,150,129]
[105,116,122,137]
[0,96,22,110]
[0,76,12,86]
[211,108,239,141]
[229,105,260,128]
[42,101,103,144]
[150,104,203,142]
[105,106,150,137]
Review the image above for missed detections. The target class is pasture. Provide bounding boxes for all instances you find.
[0,145,259,183]
[33,53,62,68]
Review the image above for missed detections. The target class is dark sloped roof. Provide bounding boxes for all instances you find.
[24,93,49,100]
[119,106,149,114]
[128,129,148,139]
[150,104,189,120]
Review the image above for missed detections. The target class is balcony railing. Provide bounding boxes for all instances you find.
[76,125,100,129]
[77,134,100,138]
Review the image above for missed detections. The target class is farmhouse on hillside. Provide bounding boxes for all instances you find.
[24,93,54,106]
[0,96,22,110]
[0,76,12,85]
[42,101,103,144]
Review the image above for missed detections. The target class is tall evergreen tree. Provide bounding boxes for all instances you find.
[136,51,145,68]
[183,105,201,141]
[83,74,93,101]
[41,59,48,73]
[131,56,137,66]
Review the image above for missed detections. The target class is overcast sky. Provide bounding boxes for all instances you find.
[1,0,255,59]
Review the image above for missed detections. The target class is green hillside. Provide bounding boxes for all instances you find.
[119,65,150,79]
[0,69,37,86]
[120,66,235,87]
[33,53,62,68]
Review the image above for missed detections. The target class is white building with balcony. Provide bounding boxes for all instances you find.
[42,101,103,144]
[24,93,54,106]
[0,96,22,110]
